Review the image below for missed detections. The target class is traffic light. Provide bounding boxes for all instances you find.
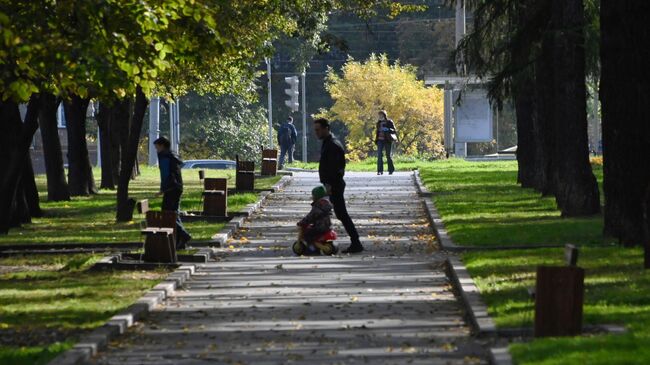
[284,76,300,112]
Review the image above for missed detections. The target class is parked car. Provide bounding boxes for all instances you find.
[181,159,236,170]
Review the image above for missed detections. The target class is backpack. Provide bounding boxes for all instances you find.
[279,124,293,146]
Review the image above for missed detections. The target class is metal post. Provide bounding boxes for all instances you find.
[301,70,307,162]
[169,100,175,153]
[455,0,466,47]
[149,97,160,165]
[97,128,101,168]
[443,82,453,154]
[175,99,180,152]
[454,0,467,157]
[496,108,499,154]
[266,58,274,148]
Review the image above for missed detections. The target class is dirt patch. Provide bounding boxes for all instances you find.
[0,264,64,275]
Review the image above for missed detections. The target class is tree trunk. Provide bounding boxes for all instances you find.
[111,100,129,185]
[10,183,30,227]
[96,101,116,189]
[514,74,540,189]
[512,2,549,193]
[63,95,97,196]
[545,0,600,216]
[600,0,650,248]
[39,93,70,201]
[532,53,554,196]
[22,152,42,218]
[116,87,148,222]
[0,96,41,234]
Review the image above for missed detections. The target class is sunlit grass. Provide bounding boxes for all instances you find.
[464,248,650,365]
[287,154,432,172]
[0,254,167,365]
[0,167,280,245]
[419,159,611,247]
[423,158,649,364]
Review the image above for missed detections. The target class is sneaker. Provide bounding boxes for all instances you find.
[342,244,364,254]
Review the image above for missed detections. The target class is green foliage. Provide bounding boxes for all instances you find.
[179,93,271,161]
[0,0,413,103]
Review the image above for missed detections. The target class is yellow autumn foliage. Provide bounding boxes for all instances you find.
[317,54,445,160]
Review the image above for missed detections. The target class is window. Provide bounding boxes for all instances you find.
[57,104,66,128]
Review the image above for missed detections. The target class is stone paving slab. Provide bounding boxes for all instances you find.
[91,172,487,364]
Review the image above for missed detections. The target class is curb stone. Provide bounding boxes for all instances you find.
[48,265,196,365]
[445,256,497,336]
[490,347,514,365]
[413,170,460,251]
[413,170,497,336]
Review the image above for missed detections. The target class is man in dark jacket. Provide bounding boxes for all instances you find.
[277,116,298,169]
[154,137,191,249]
[313,118,363,253]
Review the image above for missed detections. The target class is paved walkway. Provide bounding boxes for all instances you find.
[92,172,487,364]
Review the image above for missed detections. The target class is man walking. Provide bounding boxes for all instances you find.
[277,116,298,169]
[313,118,363,253]
[154,137,191,249]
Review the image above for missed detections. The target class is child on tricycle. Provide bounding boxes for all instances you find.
[292,185,338,255]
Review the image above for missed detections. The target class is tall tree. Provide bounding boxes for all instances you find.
[456,0,599,216]
[64,95,97,196]
[600,1,650,266]
[543,0,599,215]
[38,94,70,201]
[95,102,116,189]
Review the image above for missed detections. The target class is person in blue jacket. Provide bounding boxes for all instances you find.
[277,116,298,169]
[154,137,191,249]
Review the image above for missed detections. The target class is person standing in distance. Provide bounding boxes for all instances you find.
[313,118,363,254]
[154,137,192,249]
[277,116,298,169]
[375,110,397,175]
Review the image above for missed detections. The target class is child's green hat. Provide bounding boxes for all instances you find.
[312,185,327,200]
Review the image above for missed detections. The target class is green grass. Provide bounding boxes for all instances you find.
[421,158,649,364]
[0,167,280,245]
[0,254,166,365]
[287,154,433,172]
[419,159,612,247]
[464,248,650,365]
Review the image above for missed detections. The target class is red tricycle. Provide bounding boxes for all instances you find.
[292,225,339,256]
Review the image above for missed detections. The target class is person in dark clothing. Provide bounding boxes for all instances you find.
[154,137,191,249]
[277,117,298,169]
[297,185,334,246]
[313,118,363,254]
[375,110,397,175]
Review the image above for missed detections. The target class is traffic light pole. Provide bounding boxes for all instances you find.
[266,58,273,148]
[301,71,307,162]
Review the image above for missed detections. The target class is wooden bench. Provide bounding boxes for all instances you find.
[202,178,228,217]
[261,148,278,176]
[235,155,255,191]
[532,244,584,337]
[140,210,178,263]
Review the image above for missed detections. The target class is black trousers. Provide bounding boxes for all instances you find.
[162,188,191,243]
[329,180,361,246]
